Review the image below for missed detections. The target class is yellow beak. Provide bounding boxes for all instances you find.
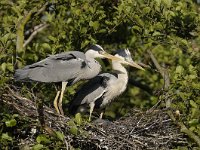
[101,53,123,61]
[124,61,145,70]
[101,52,144,70]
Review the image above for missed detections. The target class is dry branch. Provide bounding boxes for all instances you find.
[148,50,200,147]
[23,24,49,48]
[1,85,188,149]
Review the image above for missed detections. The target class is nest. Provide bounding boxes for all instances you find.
[1,85,188,149]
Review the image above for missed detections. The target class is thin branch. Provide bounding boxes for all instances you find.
[23,24,49,48]
[148,50,200,147]
[148,50,169,86]
[167,111,200,147]
[35,2,49,16]
[16,2,49,51]
[147,50,170,107]
[148,50,170,89]
[138,62,151,69]
[16,10,34,53]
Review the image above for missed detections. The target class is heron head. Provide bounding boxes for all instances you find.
[86,44,122,61]
[114,49,144,70]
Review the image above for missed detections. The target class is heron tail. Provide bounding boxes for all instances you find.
[14,69,29,81]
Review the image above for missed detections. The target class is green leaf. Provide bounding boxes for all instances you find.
[80,27,87,34]
[191,108,200,119]
[162,0,172,8]
[32,144,44,150]
[75,9,81,15]
[36,134,51,144]
[134,15,144,27]
[42,43,51,50]
[132,26,141,32]
[48,36,57,42]
[81,40,90,49]
[69,126,78,135]
[1,133,12,141]
[1,62,6,72]
[55,131,65,141]
[188,119,199,126]
[190,100,198,108]
[99,29,106,33]
[154,22,163,30]
[143,7,151,14]
[67,120,76,126]
[5,119,17,127]
[89,21,99,30]
[75,113,82,125]
[175,66,184,74]
[152,31,161,36]
[6,63,14,72]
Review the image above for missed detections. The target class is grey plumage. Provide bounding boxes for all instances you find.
[14,44,121,115]
[14,51,100,84]
[69,49,144,120]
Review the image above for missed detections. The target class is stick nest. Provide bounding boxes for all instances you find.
[1,86,188,150]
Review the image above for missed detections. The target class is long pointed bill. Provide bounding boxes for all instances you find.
[125,61,145,70]
[101,53,123,61]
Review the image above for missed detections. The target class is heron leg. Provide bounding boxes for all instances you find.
[58,81,68,115]
[53,91,61,114]
[89,102,95,122]
[99,112,104,119]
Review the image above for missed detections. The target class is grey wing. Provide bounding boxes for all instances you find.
[69,73,114,112]
[14,51,88,82]
[49,51,86,60]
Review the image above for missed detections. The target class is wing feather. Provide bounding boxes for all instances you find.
[69,73,117,112]
[14,51,88,82]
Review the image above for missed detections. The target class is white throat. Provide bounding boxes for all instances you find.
[112,60,128,75]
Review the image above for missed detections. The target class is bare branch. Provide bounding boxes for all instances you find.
[148,50,200,147]
[23,24,49,48]
[16,10,34,53]
[147,50,170,93]
[35,2,49,16]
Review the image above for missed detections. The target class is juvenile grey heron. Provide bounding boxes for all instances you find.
[69,49,144,121]
[14,45,121,115]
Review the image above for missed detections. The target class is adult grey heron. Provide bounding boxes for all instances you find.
[14,44,121,115]
[69,49,144,121]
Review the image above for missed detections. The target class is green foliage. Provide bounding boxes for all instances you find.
[55,131,65,141]
[32,144,44,150]
[170,63,200,137]
[0,0,200,148]
[74,113,83,126]
[68,120,78,135]
[36,134,51,144]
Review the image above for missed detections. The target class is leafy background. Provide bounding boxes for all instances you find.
[0,0,200,149]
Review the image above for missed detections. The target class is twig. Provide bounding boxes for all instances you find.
[147,50,170,107]
[148,50,200,147]
[168,111,200,147]
[1,85,187,149]
[147,50,170,90]
[15,2,49,59]
[35,2,49,16]
[23,24,49,48]
[16,10,34,53]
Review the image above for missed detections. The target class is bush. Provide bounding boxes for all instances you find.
[0,0,200,148]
